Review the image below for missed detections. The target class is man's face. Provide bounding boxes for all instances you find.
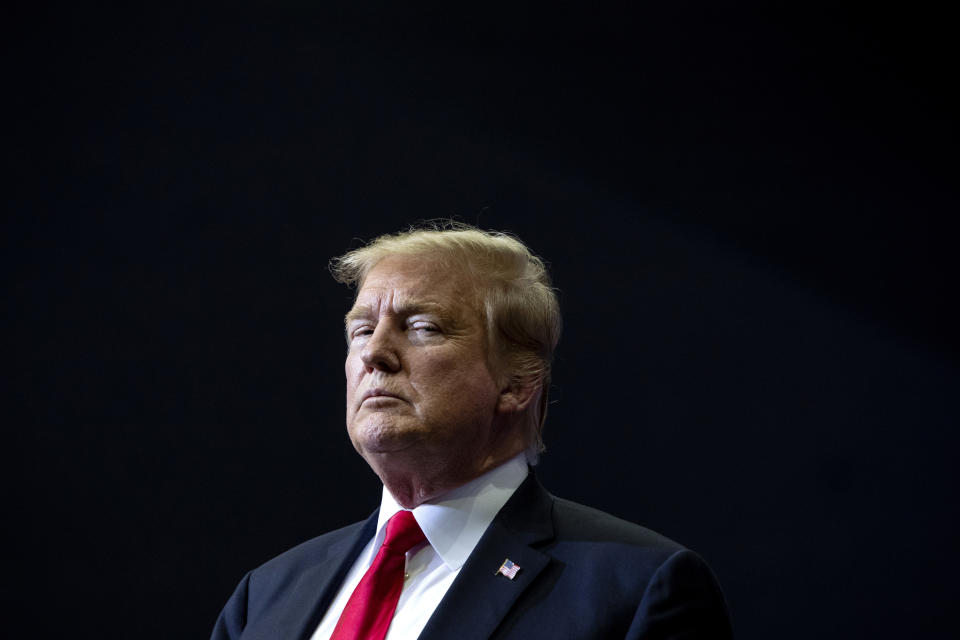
[344,254,505,476]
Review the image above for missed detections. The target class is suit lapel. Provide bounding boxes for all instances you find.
[419,474,555,640]
[277,511,379,640]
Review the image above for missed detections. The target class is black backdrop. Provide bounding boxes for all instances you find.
[8,3,958,638]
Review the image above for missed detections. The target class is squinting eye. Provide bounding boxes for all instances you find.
[351,326,374,338]
[410,323,439,333]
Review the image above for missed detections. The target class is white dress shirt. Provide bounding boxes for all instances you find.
[310,453,529,640]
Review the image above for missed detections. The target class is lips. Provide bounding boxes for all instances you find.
[360,389,404,404]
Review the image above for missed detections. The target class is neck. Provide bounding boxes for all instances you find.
[370,446,526,509]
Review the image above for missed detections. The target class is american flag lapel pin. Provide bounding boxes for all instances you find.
[495,558,521,580]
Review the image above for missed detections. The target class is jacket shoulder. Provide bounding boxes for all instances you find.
[211,516,376,640]
[495,491,732,638]
[245,515,375,597]
[550,496,685,554]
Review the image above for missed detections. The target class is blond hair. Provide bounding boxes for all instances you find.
[329,221,561,461]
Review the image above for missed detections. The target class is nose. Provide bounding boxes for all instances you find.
[360,324,401,373]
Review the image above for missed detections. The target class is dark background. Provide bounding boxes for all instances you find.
[7,3,958,638]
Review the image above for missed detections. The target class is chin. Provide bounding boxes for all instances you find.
[350,418,422,455]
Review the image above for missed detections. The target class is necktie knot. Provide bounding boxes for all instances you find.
[381,510,425,555]
[329,510,427,640]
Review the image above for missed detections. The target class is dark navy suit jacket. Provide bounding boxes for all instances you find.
[211,474,733,639]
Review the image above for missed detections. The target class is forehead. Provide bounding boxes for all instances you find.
[349,254,482,318]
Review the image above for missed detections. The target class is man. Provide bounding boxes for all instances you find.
[212,223,733,639]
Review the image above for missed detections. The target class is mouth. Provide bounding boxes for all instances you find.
[361,389,404,405]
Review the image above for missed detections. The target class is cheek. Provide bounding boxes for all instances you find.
[410,353,461,384]
[345,349,363,378]
[344,357,362,402]
[413,355,497,402]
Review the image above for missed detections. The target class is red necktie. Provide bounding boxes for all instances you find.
[330,510,426,640]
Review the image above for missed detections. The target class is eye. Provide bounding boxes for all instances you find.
[350,325,375,339]
[409,321,439,333]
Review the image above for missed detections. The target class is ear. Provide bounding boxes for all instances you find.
[496,376,542,415]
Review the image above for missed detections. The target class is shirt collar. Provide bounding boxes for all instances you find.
[376,453,529,571]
